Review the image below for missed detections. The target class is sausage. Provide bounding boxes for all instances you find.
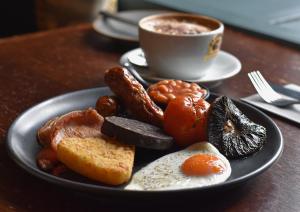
[95,95,119,117]
[104,67,164,127]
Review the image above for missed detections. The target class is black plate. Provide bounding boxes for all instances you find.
[6,87,283,198]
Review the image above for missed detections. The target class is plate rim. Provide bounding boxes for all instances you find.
[119,48,242,84]
[6,87,283,195]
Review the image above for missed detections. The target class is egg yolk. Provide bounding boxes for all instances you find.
[181,154,225,176]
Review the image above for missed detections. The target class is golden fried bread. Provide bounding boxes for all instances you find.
[57,137,135,185]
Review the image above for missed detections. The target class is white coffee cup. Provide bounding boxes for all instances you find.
[139,13,224,80]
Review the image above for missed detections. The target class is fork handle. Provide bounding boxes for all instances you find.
[271,84,300,100]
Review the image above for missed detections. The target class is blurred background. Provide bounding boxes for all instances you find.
[0,0,160,38]
[1,0,299,45]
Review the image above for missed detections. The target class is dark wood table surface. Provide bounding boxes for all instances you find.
[0,24,299,211]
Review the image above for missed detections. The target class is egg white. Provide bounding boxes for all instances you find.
[125,142,231,191]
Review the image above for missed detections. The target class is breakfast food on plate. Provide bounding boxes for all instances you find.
[104,66,164,127]
[147,79,207,106]
[95,95,120,117]
[101,116,174,150]
[37,108,136,185]
[37,108,103,150]
[125,142,231,191]
[57,137,135,185]
[164,96,210,146]
[35,66,268,190]
[208,96,267,159]
[36,147,59,172]
[37,108,103,172]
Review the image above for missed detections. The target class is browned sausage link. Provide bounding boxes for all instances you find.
[95,95,119,117]
[104,67,164,127]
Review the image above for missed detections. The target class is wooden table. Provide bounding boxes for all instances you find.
[0,24,299,211]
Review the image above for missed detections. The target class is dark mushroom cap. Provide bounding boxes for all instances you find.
[208,96,267,159]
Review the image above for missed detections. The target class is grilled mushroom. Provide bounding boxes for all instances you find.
[208,96,267,159]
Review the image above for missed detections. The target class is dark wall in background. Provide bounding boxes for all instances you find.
[0,0,36,37]
[0,0,161,38]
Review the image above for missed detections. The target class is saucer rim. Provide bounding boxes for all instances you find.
[93,15,137,42]
[119,48,242,83]
[92,10,169,42]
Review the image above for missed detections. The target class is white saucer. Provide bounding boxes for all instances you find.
[120,48,242,88]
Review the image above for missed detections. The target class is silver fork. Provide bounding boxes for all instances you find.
[248,71,300,107]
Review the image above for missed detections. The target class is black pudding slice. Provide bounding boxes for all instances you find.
[101,116,174,150]
[208,96,267,159]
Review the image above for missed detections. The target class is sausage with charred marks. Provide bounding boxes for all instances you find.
[104,67,164,127]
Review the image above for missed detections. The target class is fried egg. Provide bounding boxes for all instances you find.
[125,142,231,191]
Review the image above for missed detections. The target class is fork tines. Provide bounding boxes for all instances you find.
[248,70,280,103]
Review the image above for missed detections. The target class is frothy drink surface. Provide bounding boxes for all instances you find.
[144,18,211,35]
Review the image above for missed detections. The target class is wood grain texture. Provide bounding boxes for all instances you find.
[0,23,299,211]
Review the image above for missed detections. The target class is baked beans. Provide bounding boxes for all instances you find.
[147,80,207,105]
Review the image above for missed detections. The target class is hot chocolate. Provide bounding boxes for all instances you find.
[143,18,211,35]
[139,13,224,80]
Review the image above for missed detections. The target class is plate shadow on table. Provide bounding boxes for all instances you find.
[68,180,256,210]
